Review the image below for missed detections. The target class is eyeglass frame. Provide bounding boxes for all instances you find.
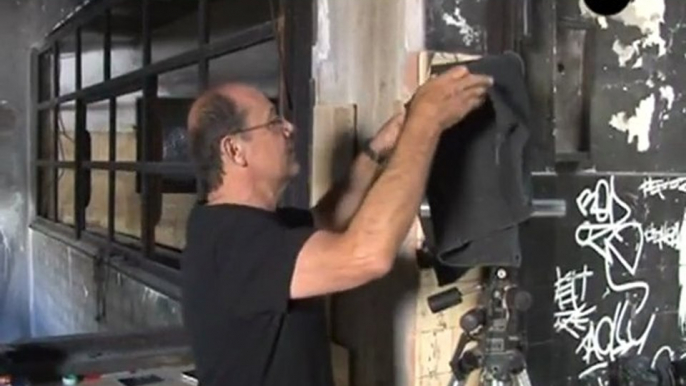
[230,116,289,135]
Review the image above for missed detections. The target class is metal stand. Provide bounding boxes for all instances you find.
[429,267,533,386]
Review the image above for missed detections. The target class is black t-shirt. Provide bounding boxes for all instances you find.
[181,203,334,386]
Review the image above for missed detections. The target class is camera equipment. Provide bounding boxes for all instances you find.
[418,53,567,385]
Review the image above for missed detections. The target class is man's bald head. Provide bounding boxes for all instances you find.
[187,84,264,133]
[188,83,265,193]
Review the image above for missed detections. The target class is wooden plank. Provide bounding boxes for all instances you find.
[310,104,357,205]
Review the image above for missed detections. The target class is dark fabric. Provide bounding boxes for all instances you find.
[181,204,334,386]
[426,52,533,270]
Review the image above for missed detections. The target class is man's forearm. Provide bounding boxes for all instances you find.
[313,152,380,231]
[345,117,442,263]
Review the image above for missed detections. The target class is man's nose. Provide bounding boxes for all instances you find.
[283,120,295,138]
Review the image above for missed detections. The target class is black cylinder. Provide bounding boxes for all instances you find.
[427,287,463,313]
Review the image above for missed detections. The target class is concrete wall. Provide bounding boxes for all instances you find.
[0,0,83,343]
[30,232,181,337]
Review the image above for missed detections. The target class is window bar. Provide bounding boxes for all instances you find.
[105,9,115,245]
[74,28,85,238]
[140,0,156,258]
[52,42,60,221]
[31,49,43,217]
[198,0,209,91]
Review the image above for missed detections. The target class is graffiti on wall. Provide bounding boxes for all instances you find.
[554,176,686,384]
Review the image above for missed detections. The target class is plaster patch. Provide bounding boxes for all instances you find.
[442,3,478,46]
[609,94,656,152]
[314,0,330,61]
[660,86,675,110]
[580,0,666,60]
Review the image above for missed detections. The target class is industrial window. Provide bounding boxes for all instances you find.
[32,0,313,275]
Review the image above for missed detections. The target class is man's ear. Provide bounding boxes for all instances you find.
[222,136,248,167]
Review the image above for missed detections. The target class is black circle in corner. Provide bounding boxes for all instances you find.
[583,0,631,16]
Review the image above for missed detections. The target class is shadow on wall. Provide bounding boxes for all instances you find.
[325,128,423,386]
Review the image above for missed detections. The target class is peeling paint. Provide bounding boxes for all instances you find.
[609,94,656,152]
[442,4,478,46]
[581,0,666,65]
[660,86,675,110]
[612,40,639,67]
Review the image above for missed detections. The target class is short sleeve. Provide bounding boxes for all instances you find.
[217,211,316,315]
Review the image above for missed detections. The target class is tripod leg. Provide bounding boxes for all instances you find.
[513,369,532,386]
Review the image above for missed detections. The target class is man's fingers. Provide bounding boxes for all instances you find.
[452,74,493,94]
[440,65,469,81]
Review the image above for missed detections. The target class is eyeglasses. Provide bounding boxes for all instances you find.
[234,116,288,134]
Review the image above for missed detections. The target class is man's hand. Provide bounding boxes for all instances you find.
[369,111,406,159]
[407,66,493,132]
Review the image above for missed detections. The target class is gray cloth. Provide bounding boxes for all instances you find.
[426,52,533,269]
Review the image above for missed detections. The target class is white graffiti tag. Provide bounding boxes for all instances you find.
[644,222,681,251]
[638,177,686,199]
[575,176,649,312]
[571,176,655,380]
[554,266,597,339]
[575,299,656,370]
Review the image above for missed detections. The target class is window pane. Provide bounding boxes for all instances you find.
[37,166,57,220]
[156,191,196,250]
[81,14,106,88]
[57,168,75,226]
[158,65,199,99]
[86,100,110,162]
[208,40,279,99]
[57,102,76,162]
[115,91,141,162]
[39,50,54,101]
[58,32,77,95]
[208,0,273,43]
[110,0,143,78]
[38,109,54,161]
[150,0,199,63]
[85,170,109,236]
[114,171,141,241]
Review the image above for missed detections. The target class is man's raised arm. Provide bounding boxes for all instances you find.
[291,66,493,299]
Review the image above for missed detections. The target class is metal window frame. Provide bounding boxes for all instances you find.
[31,0,315,298]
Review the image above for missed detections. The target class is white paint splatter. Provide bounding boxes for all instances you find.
[613,0,666,57]
[442,5,478,46]
[660,86,675,110]
[678,209,686,335]
[609,94,656,152]
[579,1,609,29]
[632,57,643,68]
[612,40,639,67]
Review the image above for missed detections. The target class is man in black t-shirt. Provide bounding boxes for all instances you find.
[182,68,493,386]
